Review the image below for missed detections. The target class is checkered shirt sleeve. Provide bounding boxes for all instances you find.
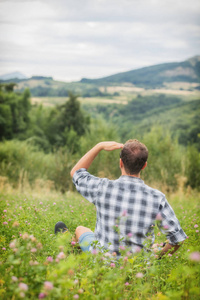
[73,168,104,204]
[157,196,187,245]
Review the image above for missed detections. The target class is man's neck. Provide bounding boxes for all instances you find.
[121,169,140,178]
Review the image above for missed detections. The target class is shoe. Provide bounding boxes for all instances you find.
[54,221,68,234]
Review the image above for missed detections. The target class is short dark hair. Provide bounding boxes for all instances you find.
[120,139,148,175]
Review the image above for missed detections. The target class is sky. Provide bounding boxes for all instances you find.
[0,0,200,82]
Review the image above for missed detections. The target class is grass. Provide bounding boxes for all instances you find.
[0,187,200,299]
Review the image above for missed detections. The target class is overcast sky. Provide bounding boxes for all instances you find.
[0,0,200,81]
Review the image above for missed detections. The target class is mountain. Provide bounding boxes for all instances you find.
[80,56,200,88]
[0,72,27,81]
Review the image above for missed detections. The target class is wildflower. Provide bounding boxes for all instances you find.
[163,225,169,229]
[135,246,141,253]
[127,232,132,238]
[9,241,16,248]
[12,221,19,227]
[119,245,125,250]
[30,236,37,242]
[68,269,74,276]
[46,256,53,262]
[157,232,161,236]
[136,272,143,278]
[2,247,6,250]
[122,210,127,216]
[110,263,115,268]
[104,252,111,257]
[71,241,76,246]
[73,295,79,299]
[12,276,18,282]
[57,252,66,259]
[3,222,8,225]
[3,210,7,213]
[19,292,25,298]
[39,202,43,205]
[194,224,198,228]
[91,249,99,255]
[189,252,200,262]
[124,256,128,262]
[168,253,172,257]
[44,281,53,290]
[22,233,29,240]
[37,243,43,249]
[31,248,37,253]
[156,213,162,221]
[78,289,84,294]
[74,279,79,285]
[196,230,199,233]
[38,293,47,299]
[8,219,11,221]
[19,282,28,291]
[125,282,129,286]
[53,203,56,205]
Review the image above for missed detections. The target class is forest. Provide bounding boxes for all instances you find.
[0,82,199,193]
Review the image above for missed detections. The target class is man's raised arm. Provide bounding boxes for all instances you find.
[70,141,124,177]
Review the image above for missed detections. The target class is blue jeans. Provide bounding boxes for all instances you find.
[78,232,95,252]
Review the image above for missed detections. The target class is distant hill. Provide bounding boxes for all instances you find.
[0,71,27,81]
[1,56,200,97]
[80,56,200,88]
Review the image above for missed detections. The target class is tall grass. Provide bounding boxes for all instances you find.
[0,188,199,299]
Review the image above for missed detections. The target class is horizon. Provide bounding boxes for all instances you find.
[1,54,199,83]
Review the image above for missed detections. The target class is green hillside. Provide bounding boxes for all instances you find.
[81,56,200,88]
[82,95,200,149]
[1,56,200,97]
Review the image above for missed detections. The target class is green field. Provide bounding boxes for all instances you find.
[0,187,200,299]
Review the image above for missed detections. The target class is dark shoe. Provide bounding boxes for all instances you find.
[54,221,68,234]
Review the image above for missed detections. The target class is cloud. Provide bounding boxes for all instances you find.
[0,0,200,80]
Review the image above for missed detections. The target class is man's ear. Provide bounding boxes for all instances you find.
[119,158,123,168]
[141,161,147,170]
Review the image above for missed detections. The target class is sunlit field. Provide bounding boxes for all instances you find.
[0,187,199,300]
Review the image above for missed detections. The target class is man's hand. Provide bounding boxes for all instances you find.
[98,141,124,151]
[70,141,123,177]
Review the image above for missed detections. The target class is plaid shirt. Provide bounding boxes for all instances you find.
[73,168,187,253]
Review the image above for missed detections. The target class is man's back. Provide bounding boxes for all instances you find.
[73,168,185,254]
[71,141,187,256]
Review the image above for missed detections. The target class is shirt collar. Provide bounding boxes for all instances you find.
[119,175,144,184]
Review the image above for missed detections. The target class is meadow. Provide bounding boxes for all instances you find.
[0,79,200,299]
[0,185,200,300]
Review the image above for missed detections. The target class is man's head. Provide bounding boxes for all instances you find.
[120,139,148,175]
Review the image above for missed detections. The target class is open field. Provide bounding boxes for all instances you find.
[31,85,200,107]
[0,187,200,299]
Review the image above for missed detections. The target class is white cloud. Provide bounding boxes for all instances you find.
[0,0,200,80]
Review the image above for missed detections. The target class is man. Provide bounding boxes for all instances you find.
[56,140,187,257]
